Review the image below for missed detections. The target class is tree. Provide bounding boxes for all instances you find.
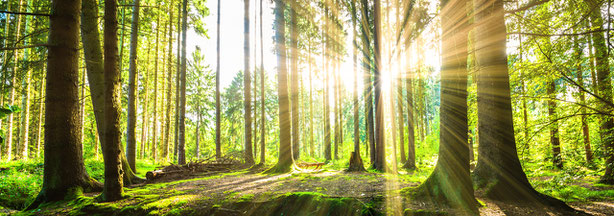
[101,0,124,201]
[243,0,255,166]
[323,2,332,162]
[347,0,365,172]
[126,0,140,172]
[215,0,222,160]
[80,0,144,185]
[266,0,292,173]
[28,0,102,208]
[290,0,300,161]
[259,0,266,164]
[585,0,614,184]
[412,0,476,212]
[471,0,573,209]
[177,0,188,165]
[547,77,562,169]
[371,0,385,172]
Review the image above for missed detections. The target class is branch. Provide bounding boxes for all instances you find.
[0,44,49,51]
[507,29,613,37]
[506,0,550,14]
[0,10,49,17]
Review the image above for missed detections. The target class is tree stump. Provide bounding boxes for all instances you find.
[346,151,366,172]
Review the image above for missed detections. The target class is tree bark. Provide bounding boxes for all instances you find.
[259,0,266,164]
[290,0,300,161]
[372,0,386,172]
[243,0,254,166]
[6,0,23,162]
[177,0,188,165]
[586,0,614,184]
[413,0,476,212]
[471,0,573,209]
[163,8,174,162]
[27,0,103,208]
[266,0,292,173]
[36,74,45,159]
[573,34,593,163]
[102,0,125,201]
[215,0,222,160]
[126,0,140,172]
[152,14,161,162]
[80,0,143,186]
[547,79,563,169]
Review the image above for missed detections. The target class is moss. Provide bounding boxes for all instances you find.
[403,208,448,216]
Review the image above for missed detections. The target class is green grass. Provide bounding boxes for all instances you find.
[0,159,159,210]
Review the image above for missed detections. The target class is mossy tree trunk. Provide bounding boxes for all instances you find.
[81,0,144,186]
[102,0,125,202]
[28,0,103,208]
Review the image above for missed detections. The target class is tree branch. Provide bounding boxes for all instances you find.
[0,44,49,51]
[0,10,49,17]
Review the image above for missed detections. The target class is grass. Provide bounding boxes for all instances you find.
[0,159,159,210]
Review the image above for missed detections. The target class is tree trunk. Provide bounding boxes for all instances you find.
[403,56,416,169]
[151,14,161,162]
[6,0,24,162]
[243,0,254,166]
[308,36,315,158]
[215,0,222,160]
[101,0,125,201]
[36,74,45,159]
[587,0,614,184]
[259,0,266,164]
[290,0,300,161]
[573,34,593,163]
[471,0,573,209]
[19,58,31,160]
[390,68,398,172]
[323,4,332,162]
[413,0,476,212]
[177,0,188,165]
[27,0,103,208]
[174,1,182,161]
[547,80,563,169]
[372,0,386,172]
[80,0,143,186]
[348,0,364,171]
[164,8,174,162]
[195,112,200,159]
[266,0,292,173]
[126,0,140,172]
[140,42,150,159]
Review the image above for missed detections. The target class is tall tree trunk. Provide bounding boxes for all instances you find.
[164,8,174,162]
[80,0,143,186]
[195,111,200,158]
[290,0,300,161]
[308,36,315,158]
[27,0,103,208]
[266,0,292,173]
[19,57,31,160]
[348,0,365,171]
[151,14,161,162]
[102,0,125,201]
[36,74,45,159]
[547,80,562,169]
[573,34,593,163]
[243,0,254,165]
[174,1,181,161]
[403,62,416,170]
[126,0,140,172]
[140,46,150,159]
[471,0,573,209]
[323,4,332,161]
[586,0,614,184]
[413,0,475,211]
[389,68,398,171]
[215,0,222,160]
[177,0,188,165]
[259,0,266,164]
[6,0,24,161]
[372,0,386,171]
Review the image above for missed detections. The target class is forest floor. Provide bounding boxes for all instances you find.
[7,164,614,216]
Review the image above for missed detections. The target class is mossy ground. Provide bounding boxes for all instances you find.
[2,162,614,215]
